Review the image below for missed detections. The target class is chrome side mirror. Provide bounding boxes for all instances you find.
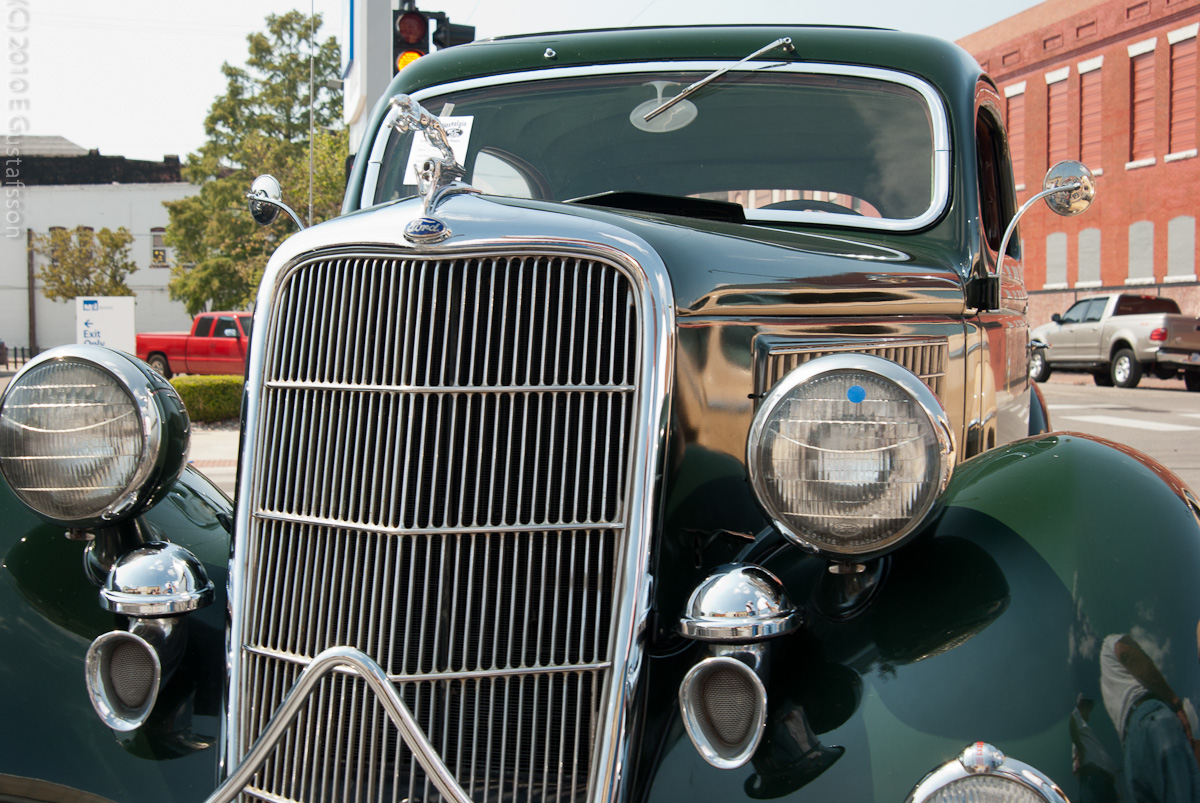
[992,161,1097,283]
[246,174,305,229]
[1042,160,1096,217]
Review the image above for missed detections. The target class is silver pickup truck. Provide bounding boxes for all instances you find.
[1030,292,1200,389]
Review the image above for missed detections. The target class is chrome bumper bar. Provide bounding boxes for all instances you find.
[204,646,473,803]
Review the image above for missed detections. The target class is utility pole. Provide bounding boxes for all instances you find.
[26,228,38,354]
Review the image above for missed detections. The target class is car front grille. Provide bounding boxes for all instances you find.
[236,250,642,802]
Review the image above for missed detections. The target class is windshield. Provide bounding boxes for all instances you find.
[368,65,947,231]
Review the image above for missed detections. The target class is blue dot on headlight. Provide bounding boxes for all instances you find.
[847,385,867,403]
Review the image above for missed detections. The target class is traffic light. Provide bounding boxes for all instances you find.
[432,21,475,49]
[393,9,429,73]
[392,8,477,74]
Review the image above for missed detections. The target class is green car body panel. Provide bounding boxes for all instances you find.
[0,466,230,802]
[2,22,1197,803]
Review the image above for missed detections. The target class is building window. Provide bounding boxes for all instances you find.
[1167,216,1197,281]
[1045,232,1068,288]
[1046,69,1070,166]
[1080,58,1103,170]
[150,227,168,267]
[1078,228,1102,286]
[1127,220,1155,284]
[1129,40,1157,166]
[1169,28,1197,158]
[1005,82,1027,189]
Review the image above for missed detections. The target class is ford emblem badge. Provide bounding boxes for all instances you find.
[405,216,451,243]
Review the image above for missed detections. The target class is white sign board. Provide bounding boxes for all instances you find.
[75,296,136,354]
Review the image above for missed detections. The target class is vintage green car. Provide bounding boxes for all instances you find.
[3,23,1200,803]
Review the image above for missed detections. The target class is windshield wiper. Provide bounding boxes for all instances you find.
[643,37,796,122]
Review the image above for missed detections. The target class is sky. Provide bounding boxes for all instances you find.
[14,0,1047,163]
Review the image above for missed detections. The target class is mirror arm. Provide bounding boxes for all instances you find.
[992,181,1082,278]
[245,191,306,230]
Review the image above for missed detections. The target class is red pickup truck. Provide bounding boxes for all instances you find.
[136,312,252,378]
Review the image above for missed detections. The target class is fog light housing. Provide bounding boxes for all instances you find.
[906,742,1069,802]
[0,345,189,527]
[747,353,954,560]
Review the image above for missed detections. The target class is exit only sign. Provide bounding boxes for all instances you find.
[75,297,136,354]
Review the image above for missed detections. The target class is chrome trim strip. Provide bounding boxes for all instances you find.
[251,509,625,535]
[362,61,951,233]
[228,235,676,803]
[205,646,472,803]
[244,644,612,679]
[263,379,638,394]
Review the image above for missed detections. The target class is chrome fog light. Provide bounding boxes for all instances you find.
[100,542,215,616]
[747,353,954,560]
[86,543,212,731]
[906,742,1069,802]
[679,655,767,769]
[680,564,800,642]
[0,345,189,527]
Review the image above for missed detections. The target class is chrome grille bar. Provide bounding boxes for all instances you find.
[235,250,646,803]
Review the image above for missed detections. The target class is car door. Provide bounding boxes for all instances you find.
[185,315,216,373]
[210,316,244,375]
[1071,297,1108,362]
[1045,298,1094,361]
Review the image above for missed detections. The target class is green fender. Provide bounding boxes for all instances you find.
[636,432,1200,801]
[0,467,231,803]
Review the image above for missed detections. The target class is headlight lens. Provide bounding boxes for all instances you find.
[748,353,954,559]
[0,346,188,525]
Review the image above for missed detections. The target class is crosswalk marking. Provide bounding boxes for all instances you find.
[1058,414,1200,432]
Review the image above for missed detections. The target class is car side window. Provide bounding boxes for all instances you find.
[194,316,214,337]
[238,315,253,338]
[216,316,237,337]
[1061,301,1089,324]
[1082,299,1106,322]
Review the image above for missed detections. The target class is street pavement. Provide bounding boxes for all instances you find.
[189,423,240,495]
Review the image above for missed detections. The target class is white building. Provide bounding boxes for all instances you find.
[2,136,198,352]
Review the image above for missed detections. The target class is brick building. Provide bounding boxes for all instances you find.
[960,0,1200,324]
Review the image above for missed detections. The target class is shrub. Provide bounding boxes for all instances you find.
[170,375,243,422]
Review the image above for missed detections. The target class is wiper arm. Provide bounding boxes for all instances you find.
[643,37,796,122]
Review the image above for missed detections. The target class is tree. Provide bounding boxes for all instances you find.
[30,226,137,301]
[165,11,346,316]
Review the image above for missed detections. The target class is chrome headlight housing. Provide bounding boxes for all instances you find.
[906,742,1069,802]
[0,345,190,527]
[747,353,954,560]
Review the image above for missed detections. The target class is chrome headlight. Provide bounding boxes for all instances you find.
[747,353,954,560]
[906,742,1068,802]
[0,345,190,527]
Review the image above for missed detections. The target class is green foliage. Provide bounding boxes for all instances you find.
[166,11,346,316]
[171,375,244,422]
[29,226,137,302]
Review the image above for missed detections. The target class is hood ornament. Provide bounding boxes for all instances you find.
[388,94,479,243]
